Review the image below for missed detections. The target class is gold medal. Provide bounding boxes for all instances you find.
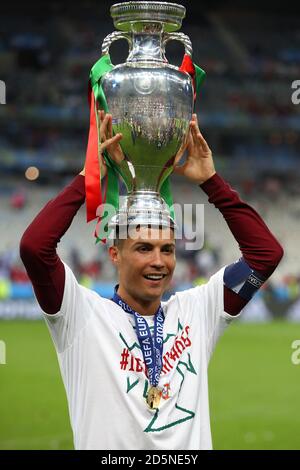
[146,386,162,410]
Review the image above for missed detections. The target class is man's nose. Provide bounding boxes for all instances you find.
[150,249,165,268]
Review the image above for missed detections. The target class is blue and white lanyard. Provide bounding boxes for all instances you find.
[112,288,164,387]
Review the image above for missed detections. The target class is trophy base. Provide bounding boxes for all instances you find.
[108,191,176,234]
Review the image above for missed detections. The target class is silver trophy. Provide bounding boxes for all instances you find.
[100,1,194,232]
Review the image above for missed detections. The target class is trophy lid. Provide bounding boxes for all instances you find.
[110,2,186,32]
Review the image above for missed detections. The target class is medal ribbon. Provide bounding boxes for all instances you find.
[112,289,164,387]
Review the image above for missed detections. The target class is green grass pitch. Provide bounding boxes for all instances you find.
[0,320,299,450]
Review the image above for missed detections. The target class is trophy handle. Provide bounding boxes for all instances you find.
[162,32,193,58]
[101,32,132,59]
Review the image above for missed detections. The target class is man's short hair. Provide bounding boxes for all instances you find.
[112,224,175,247]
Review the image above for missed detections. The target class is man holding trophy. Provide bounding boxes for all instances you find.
[20,2,283,450]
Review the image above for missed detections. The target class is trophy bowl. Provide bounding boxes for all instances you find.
[100,2,194,231]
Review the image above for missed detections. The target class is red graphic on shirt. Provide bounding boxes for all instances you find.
[120,348,130,370]
[119,325,191,376]
[161,326,191,374]
[120,348,148,374]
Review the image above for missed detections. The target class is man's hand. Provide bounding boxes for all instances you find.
[80,111,124,177]
[173,114,216,185]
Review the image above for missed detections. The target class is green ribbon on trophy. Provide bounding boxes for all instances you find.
[84,53,205,243]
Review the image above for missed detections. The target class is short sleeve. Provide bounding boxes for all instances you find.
[176,267,241,361]
[201,267,241,359]
[42,262,93,353]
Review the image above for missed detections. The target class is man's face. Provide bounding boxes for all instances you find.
[109,226,176,303]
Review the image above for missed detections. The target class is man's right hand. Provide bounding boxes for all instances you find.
[80,111,124,177]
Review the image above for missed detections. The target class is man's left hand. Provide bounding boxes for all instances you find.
[173,114,216,185]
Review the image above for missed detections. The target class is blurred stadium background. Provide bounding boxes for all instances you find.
[0,0,300,450]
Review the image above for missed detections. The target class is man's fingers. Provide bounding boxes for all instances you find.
[100,113,111,142]
[174,152,183,167]
[101,133,123,150]
[197,130,210,151]
[173,162,188,176]
[190,122,199,143]
[191,114,201,133]
[191,123,206,143]
[190,114,198,130]
[103,113,110,126]
[108,114,113,139]
[98,153,106,168]
[190,121,209,151]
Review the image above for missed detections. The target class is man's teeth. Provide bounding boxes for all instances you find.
[144,275,165,280]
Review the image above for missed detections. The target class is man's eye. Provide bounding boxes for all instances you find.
[163,247,174,253]
[138,246,150,252]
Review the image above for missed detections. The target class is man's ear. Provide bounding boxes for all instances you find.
[108,245,119,266]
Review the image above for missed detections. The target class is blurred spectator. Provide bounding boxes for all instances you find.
[80,259,102,280]
[10,189,27,210]
[10,263,29,283]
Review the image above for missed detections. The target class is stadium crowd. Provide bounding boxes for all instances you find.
[0,232,299,320]
[0,1,299,320]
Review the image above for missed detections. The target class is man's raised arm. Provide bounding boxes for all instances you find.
[200,173,283,315]
[20,175,86,314]
[174,114,284,316]
[20,112,123,314]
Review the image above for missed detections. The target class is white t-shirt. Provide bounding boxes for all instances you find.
[43,262,239,450]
